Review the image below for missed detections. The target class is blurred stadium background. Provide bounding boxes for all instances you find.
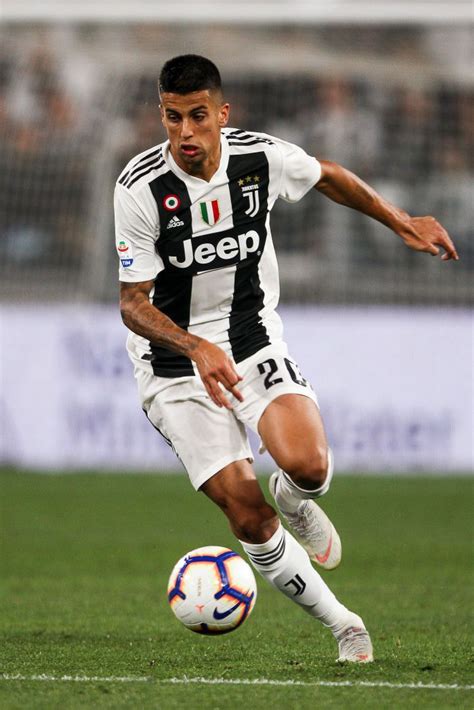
[0,1,472,473]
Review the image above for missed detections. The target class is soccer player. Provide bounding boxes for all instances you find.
[115,55,458,663]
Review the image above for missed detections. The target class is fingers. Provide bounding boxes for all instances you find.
[205,374,243,410]
[431,220,459,261]
[202,366,243,410]
[194,341,244,409]
[222,376,244,404]
[441,250,458,261]
[220,368,244,408]
[410,216,460,262]
[435,237,459,261]
[441,246,459,261]
[205,377,234,410]
[439,237,459,261]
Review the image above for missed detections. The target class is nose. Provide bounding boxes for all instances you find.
[181,118,193,140]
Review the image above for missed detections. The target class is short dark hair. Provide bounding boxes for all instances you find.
[158,55,222,95]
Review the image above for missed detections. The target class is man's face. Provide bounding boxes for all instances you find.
[160,89,230,175]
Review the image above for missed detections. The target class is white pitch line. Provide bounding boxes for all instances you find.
[1,674,473,691]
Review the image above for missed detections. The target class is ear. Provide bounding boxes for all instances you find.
[159,104,165,126]
[218,103,230,128]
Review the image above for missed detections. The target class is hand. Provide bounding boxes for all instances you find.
[398,216,459,261]
[192,340,243,410]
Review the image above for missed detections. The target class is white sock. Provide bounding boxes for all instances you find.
[275,449,334,513]
[240,522,360,637]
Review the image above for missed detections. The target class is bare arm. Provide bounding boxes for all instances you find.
[120,280,243,409]
[316,160,459,261]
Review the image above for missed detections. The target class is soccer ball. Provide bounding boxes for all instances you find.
[167,545,257,634]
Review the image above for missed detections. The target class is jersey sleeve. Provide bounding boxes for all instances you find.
[274,137,322,203]
[114,183,164,282]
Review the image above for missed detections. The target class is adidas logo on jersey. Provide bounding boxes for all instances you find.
[169,230,261,270]
[167,216,185,229]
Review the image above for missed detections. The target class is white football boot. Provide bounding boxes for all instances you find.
[336,621,374,663]
[269,470,342,570]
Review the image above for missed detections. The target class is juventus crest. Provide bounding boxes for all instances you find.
[238,175,261,218]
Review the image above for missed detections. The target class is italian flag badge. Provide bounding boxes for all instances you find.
[200,199,220,225]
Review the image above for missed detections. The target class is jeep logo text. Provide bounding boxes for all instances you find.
[169,230,260,269]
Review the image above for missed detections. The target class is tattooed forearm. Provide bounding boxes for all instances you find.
[127,306,201,356]
[119,281,202,357]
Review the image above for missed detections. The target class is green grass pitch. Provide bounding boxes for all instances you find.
[1,471,472,709]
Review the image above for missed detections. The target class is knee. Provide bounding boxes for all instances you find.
[285,445,329,491]
[229,502,279,544]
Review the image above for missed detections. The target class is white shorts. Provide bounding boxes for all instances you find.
[135,342,318,491]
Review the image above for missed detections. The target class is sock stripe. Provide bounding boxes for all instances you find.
[246,535,285,560]
[247,537,286,567]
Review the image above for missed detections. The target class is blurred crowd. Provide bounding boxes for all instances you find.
[0,46,92,269]
[0,37,472,300]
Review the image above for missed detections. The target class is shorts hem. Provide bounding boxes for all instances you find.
[192,449,254,492]
[249,386,318,433]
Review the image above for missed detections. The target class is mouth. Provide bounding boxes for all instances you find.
[180,143,200,158]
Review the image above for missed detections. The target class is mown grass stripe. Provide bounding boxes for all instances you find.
[1,675,150,683]
[1,675,473,691]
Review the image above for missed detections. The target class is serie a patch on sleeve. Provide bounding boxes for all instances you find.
[117,238,134,268]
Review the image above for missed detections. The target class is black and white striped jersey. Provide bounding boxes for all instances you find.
[114,128,321,378]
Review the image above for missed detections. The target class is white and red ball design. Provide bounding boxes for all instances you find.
[167,546,257,634]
